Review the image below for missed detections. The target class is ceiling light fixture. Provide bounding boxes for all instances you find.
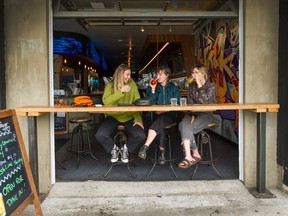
[169,26,172,32]
[90,2,105,9]
[141,26,144,32]
[139,42,170,74]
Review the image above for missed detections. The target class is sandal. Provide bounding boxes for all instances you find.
[178,159,193,169]
[178,156,202,169]
[192,156,202,165]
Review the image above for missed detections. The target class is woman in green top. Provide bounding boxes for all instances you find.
[95,64,146,163]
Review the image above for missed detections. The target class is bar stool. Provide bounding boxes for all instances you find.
[66,116,97,168]
[191,122,222,179]
[103,125,135,178]
[146,122,178,179]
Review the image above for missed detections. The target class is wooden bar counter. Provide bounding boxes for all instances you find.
[16,103,279,116]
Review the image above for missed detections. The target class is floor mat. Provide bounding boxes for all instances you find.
[55,130,239,181]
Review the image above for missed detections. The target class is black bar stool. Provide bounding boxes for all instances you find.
[65,116,97,168]
[191,122,222,179]
[146,122,178,179]
[103,125,135,178]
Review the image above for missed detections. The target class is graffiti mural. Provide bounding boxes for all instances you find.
[195,20,239,141]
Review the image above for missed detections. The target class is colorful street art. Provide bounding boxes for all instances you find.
[195,20,239,141]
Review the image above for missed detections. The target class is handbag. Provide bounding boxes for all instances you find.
[133,98,152,106]
[73,96,93,107]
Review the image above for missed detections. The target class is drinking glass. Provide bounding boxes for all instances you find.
[170,98,178,106]
[180,97,187,106]
[150,78,158,85]
[186,76,195,84]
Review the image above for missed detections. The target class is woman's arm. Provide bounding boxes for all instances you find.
[102,82,124,105]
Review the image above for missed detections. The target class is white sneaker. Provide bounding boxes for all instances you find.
[120,147,129,163]
[111,147,119,163]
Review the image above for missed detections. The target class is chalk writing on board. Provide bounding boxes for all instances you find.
[54,112,67,133]
[0,117,32,215]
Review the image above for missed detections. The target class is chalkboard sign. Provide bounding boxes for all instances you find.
[54,112,68,134]
[0,109,42,215]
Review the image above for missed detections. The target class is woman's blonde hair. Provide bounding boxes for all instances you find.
[194,64,208,81]
[112,64,130,92]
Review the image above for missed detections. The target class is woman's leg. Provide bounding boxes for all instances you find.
[178,114,212,167]
[179,114,213,149]
[123,120,146,153]
[95,116,118,153]
[144,129,157,146]
[152,113,177,149]
[179,115,194,161]
[189,114,212,158]
[138,113,176,159]
[182,138,193,161]
[138,128,157,159]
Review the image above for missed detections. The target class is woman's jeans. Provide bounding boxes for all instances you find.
[178,113,213,150]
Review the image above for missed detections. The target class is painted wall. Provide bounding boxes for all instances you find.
[4,0,51,192]
[194,0,279,188]
[195,19,239,143]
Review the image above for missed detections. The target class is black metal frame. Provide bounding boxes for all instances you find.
[64,121,97,168]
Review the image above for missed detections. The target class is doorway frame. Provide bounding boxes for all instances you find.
[48,0,244,184]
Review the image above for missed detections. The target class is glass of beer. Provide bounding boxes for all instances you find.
[186,76,195,84]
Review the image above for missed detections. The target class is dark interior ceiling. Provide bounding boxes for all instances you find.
[53,0,238,75]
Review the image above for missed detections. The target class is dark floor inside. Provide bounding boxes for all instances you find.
[55,126,239,182]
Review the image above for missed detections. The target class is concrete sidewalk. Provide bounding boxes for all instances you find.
[23,180,288,215]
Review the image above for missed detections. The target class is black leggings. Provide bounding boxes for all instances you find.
[149,112,177,149]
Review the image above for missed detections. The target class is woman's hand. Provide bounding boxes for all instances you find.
[121,85,131,93]
[133,122,144,129]
[190,115,195,123]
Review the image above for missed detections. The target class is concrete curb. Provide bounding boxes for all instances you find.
[23,180,288,215]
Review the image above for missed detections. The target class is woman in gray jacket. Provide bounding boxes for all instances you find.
[178,64,216,168]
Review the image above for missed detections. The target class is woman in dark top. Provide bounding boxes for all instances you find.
[178,64,216,168]
[138,65,180,165]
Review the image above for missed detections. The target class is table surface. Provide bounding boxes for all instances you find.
[15,103,280,116]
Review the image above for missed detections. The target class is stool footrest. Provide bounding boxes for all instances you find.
[67,147,91,154]
[103,161,136,178]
